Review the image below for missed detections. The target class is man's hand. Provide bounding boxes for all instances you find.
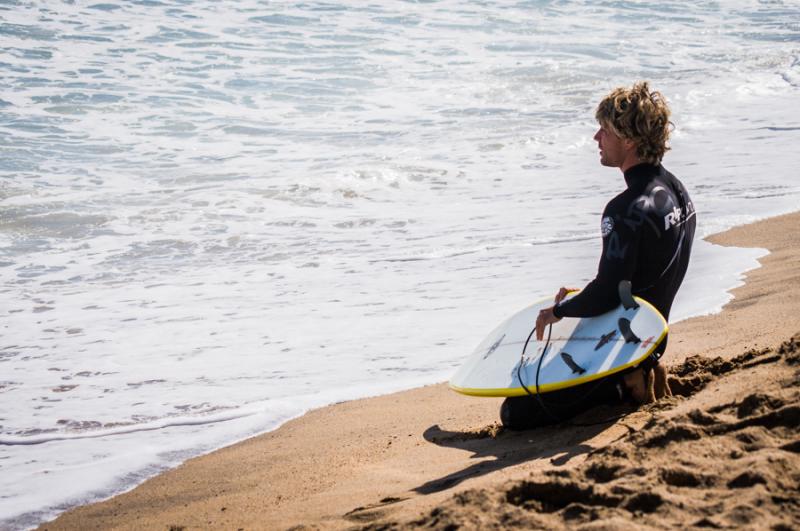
[535,306,561,341]
[554,287,579,304]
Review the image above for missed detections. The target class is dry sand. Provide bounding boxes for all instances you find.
[40,211,800,530]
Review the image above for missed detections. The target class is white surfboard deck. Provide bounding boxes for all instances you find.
[449,294,668,397]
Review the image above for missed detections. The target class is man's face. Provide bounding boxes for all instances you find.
[593,124,633,168]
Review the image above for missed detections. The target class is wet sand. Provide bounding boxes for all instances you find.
[40,211,800,530]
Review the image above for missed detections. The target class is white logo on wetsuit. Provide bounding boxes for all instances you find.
[663,206,683,230]
[601,216,614,237]
[663,200,696,230]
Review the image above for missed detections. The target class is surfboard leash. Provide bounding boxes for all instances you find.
[518,323,632,428]
[518,323,562,424]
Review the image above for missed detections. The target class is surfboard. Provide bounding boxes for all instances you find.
[449,293,668,397]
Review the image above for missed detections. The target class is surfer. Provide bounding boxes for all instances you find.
[503,82,695,429]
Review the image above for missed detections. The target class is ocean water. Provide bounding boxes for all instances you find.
[1,0,799,527]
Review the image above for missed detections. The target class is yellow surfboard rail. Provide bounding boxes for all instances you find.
[448,295,668,397]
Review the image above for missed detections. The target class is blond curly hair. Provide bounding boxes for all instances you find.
[595,82,673,164]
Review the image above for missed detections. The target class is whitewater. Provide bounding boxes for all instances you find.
[1,0,799,527]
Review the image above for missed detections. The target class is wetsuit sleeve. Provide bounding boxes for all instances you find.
[553,201,642,318]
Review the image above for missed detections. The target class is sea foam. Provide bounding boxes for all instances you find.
[1,0,799,527]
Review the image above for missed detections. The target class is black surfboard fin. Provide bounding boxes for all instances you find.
[618,318,641,344]
[594,330,617,351]
[561,352,586,375]
[618,280,639,310]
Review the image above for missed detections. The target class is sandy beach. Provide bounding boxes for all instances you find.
[40,211,800,530]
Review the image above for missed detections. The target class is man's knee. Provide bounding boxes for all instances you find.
[500,396,529,430]
[500,396,550,431]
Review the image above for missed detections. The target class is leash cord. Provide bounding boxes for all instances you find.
[517,323,631,427]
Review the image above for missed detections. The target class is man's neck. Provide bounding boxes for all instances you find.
[619,154,643,173]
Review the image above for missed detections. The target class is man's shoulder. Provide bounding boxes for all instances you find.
[660,165,680,180]
[604,187,639,214]
[658,165,690,190]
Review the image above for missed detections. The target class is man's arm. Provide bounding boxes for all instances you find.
[535,198,644,341]
[553,213,643,319]
[554,203,643,319]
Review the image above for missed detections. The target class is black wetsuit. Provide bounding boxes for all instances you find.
[554,162,695,325]
[501,163,696,430]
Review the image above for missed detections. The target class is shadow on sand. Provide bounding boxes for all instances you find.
[414,404,633,495]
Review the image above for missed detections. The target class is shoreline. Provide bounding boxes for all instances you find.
[38,210,800,530]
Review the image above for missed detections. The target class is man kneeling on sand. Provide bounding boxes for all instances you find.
[502,82,696,430]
